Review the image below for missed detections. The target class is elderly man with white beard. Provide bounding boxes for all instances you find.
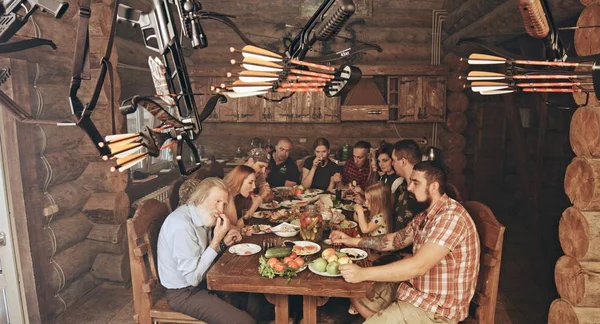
[157,177,256,324]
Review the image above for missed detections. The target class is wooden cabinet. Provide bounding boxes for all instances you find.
[341,105,389,121]
[190,77,340,123]
[388,75,446,123]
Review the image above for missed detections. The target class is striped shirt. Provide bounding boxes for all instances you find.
[396,194,480,322]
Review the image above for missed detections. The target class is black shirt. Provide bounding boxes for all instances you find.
[266,157,299,187]
[379,172,399,186]
[302,157,341,191]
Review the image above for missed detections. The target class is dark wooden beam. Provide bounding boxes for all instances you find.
[442,0,584,55]
[443,0,507,35]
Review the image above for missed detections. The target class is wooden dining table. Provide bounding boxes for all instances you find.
[206,231,376,324]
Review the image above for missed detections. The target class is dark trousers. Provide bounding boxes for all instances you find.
[165,285,257,324]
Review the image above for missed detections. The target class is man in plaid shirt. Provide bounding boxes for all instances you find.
[331,161,480,323]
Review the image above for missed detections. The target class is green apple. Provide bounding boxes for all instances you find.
[338,256,352,265]
[312,258,328,272]
[336,252,347,258]
[326,261,340,275]
[326,255,338,263]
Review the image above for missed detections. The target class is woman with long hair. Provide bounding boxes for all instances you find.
[301,137,342,191]
[223,165,262,228]
[353,182,391,236]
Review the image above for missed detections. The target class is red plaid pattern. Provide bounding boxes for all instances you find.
[342,158,370,189]
[396,194,480,322]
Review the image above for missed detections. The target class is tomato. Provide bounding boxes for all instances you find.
[286,260,300,270]
[305,245,317,251]
[267,258,280,268]
[302,216,314,227]
[283,256,295,264]
[289,252,298,259]
[273,263,286,273]
[295,258,305,267]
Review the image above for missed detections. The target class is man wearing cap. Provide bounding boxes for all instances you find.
[244,148,273,201]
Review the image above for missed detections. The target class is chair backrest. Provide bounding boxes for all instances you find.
[127,198,170,324]
[462,201,505,324]
[167,178,187,212]
[446,183,463,202]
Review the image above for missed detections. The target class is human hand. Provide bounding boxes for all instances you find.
[251,194,263,209]
[340,263,365,283]
[330,230,351,245]
[349,181,363,194]
[313,156,322,168]
[213,213,230,241]
[259,183,272,200]
[223,228,242,246]
[354,204,364,215]
[332,173,342,183]
[353,194,365,205]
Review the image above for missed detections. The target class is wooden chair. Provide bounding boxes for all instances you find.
[446,182,463,202]
[127,198,205,324]
[461,201,506,324]
[166,178,186,213]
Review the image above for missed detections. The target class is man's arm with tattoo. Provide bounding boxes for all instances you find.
[357,226,414,252]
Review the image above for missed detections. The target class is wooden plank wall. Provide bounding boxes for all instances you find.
[197,122,436,159]
[116,0,445,158]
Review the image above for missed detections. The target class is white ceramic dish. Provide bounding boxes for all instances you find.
[340,248,368,261]
[271,222,300,238]
[260,201,280,210]
[228,243,261,256]
[291,241,321,256]
[308,263,342,277]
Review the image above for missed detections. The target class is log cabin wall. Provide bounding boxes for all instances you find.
[549,2,600,322]
[2,0,130,322]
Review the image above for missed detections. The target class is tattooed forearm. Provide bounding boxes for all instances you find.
[392,228,411,249]
[358,235,388,251]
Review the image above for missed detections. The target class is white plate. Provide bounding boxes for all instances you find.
[260,201,280,210]
[252,211,270,219]
[341,204,355,212]
[279,200,310,208]
[228,243,261,256]
[292,241,321,256]
[337,220,358,229]
[271,222,300,238]
[253,224,271,235]
[272,186,291,192]
[340,248,368,261]
[308,263,342,277]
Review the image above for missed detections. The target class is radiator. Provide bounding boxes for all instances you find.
[132,185,170,208]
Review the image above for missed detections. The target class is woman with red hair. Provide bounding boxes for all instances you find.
[223,165,263,228]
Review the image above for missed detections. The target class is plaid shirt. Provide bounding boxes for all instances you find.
[342,158,370,189]
[396,194,480,322]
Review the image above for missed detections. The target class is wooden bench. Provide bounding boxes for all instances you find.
[127,198,206,324]
[461,201,506,324]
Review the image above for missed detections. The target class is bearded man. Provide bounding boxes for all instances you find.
[157,177,256,324]
[331,161,480,324]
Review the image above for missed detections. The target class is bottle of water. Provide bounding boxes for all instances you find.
[236,146,242,158]
[341,144,349,161]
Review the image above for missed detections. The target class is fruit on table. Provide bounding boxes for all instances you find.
[326,261,340,275]
[326,254,338,263]
[293,185,305,196]
[265,246,292,258]
[338,256,352,265]
[312,258,328,272]
[321,248,337,260]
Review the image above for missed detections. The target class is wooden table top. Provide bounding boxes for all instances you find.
[206,233,376,298]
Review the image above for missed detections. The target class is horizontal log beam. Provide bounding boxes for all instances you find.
[443,0,584,55]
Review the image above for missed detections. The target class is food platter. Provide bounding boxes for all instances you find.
[308,263,342,277]
[228,243,261,256]
[340,248,368,261]
[260,201,280,210]
[291,241,321,256]
[252,211,271,219]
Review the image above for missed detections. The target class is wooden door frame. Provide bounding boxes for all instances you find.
[0,57,53,323]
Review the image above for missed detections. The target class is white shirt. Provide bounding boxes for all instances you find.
[157,204,220,289]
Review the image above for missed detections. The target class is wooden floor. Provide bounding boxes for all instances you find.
[56,211,552,324]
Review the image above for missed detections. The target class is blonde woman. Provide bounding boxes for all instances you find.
[353,182,391,236]
[223,165,262,228]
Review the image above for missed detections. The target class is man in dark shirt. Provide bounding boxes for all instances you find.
[266,137,299,187]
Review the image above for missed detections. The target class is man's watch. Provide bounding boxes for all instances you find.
[219,241,227,252]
